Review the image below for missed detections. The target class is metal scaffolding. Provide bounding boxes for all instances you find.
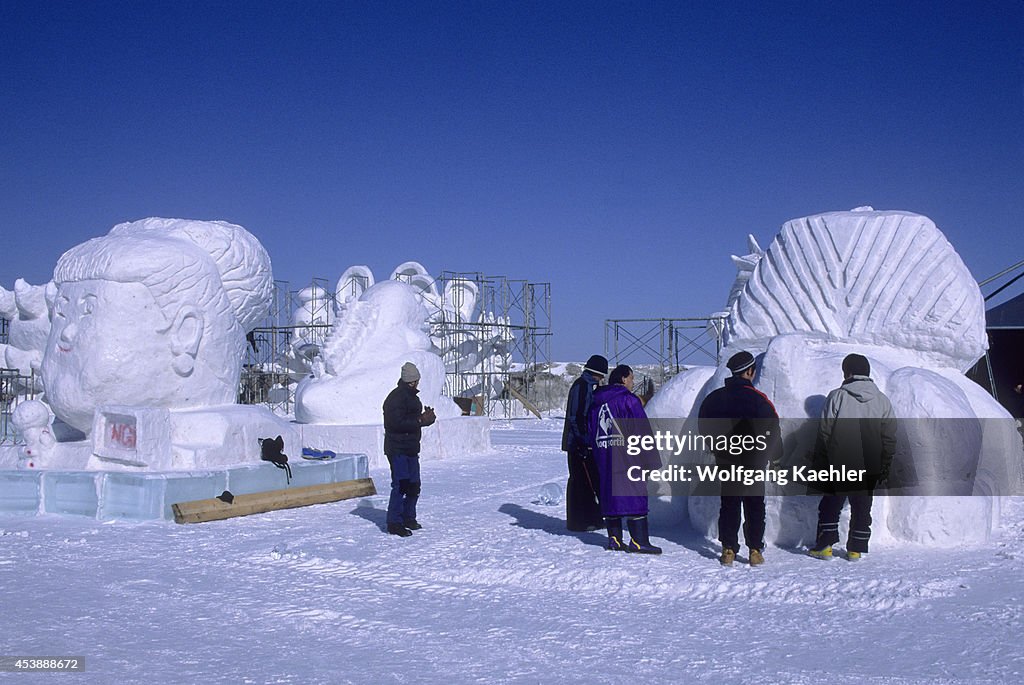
[1,368,36,444]
[604,316,725,385]
[236,273,552,419]
[239,278,333,417]
[432,272,553,418]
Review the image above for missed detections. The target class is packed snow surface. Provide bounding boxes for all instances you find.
[2,419,1022,684]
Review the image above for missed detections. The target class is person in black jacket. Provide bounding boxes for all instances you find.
[561,354,608,531]
[697,351,781,567]
[382,362,436,537]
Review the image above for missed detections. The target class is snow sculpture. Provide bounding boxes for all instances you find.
[298,263,517,408]
[40,217,274,435]
[290,282,333,353]
[647,208,1023,547]
[335,265,375,306]
[724,208,987,372]
[0,279,53,391]
[11,399,56,468]
[294,280,459,424]
[390,261,441,305]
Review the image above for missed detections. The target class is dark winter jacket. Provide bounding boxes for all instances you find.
[383,381,424,457]
[587,383,659,517]
[813,375,897,484]
[697,375,781,468]
[561,370,602,454]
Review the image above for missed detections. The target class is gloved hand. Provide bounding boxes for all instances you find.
[420,407,437,427]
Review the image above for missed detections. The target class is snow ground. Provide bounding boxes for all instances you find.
[2,418,1022,684]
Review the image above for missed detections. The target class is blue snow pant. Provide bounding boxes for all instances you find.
[718,495,766,553]
[386,454,421,525]
[815,492,874,553]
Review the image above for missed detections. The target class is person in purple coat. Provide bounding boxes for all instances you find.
[588,364,662,554]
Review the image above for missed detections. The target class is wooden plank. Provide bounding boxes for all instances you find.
[506,384,542,419]
[172,478,377,524]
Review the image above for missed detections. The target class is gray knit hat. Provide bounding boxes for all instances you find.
[401,362,421,383]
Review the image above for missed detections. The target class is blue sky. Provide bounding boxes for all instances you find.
[2,1,1022,361]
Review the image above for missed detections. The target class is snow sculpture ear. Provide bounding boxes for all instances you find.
[169,305,204,376]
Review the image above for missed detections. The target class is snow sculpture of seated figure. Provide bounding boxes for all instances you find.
[11,399,56,468]
[40,218,273,435]
[647,207,1023,547]
[295,279,459,424]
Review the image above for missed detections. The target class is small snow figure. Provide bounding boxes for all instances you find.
[11,399,56,469]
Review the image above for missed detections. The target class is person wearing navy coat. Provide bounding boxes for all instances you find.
[561,354,607,531]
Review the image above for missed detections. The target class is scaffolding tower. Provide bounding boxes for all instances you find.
[604,316,725,385]
[239,278,334,416]
[433,271,553,418]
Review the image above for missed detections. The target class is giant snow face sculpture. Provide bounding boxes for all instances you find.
[40,218,273,434]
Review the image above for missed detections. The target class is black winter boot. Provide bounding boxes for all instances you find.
[605,517,626,551]
[387,523,412,537]
[626,516,662,555]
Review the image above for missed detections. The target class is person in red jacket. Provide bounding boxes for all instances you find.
[697,351,780,567]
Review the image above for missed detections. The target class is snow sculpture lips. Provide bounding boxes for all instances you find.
[724,208,987,373]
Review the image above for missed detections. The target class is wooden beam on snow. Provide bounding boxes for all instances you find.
[172,478,377,524]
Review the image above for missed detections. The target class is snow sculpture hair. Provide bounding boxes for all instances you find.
[59,217,274,334]
[723,208,986,372]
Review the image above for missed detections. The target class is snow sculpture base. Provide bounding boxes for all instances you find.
[647,334,1023,547]
[301,416,492,469]
[0,454,369,521]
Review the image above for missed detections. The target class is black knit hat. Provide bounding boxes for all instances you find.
[726,351,756,375]
[842,353,871,377]
[584,354,609,377]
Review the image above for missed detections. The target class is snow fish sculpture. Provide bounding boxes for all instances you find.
[648,207,1023,547]
[724,208,987,372]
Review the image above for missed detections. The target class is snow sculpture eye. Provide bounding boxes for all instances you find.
[55,296,69,319]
